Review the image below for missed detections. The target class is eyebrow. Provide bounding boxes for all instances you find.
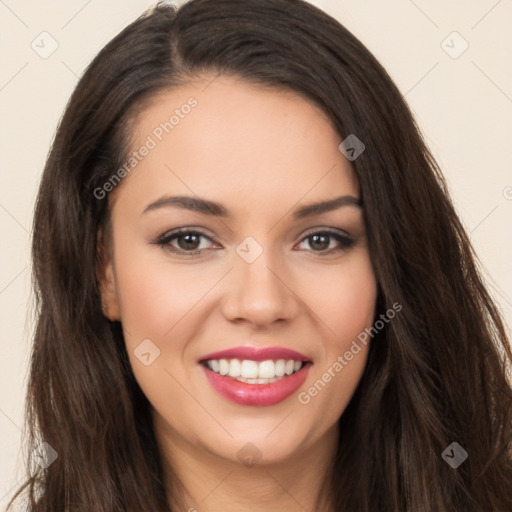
[142,194,362,219]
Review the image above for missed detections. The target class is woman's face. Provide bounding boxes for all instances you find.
[100,75,377,466]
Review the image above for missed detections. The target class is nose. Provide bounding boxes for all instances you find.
[221,248,299,328]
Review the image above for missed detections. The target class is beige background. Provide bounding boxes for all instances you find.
[1,0,511,505]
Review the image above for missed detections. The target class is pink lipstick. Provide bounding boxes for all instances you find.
[199,346,312,406]
[200,346,311,362]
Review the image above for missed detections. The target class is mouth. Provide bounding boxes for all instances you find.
[202,358,306,383]
[198,347,312,406]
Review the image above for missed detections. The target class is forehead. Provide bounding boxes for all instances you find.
[113,74,359,213]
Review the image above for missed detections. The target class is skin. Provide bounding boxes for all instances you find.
[99,74,377,512]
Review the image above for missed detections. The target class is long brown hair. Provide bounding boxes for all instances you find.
[9,0,512,510]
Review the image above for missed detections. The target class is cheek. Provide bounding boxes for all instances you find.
[330,268,377,342]
[113,249,214,342]
[112,250,210,418]
[299,253,377,344]
[296,254,376,421]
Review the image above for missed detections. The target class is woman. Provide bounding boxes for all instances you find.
[8,0,512,510]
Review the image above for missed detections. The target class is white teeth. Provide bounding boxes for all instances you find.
[228,359,241,377]
[219,359,229,375]
[275,359,286,377]
[240,360,259,379]
[237,376,281,384]
[258,360,275,379]
[205,358,305,381]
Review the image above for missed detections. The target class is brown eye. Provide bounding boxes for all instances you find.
[155,229,218,255]
[297,230,355,254]
[308,233,330,251]
[175,233,202,251]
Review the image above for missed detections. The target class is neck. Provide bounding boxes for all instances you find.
[155,415,338,512]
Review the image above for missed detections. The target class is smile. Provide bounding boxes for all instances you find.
[199,346,312,406]
[204,358,304,383]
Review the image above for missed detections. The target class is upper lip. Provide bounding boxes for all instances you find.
[199,346,312,363]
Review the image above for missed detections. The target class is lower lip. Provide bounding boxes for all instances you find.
[202,364,311,406]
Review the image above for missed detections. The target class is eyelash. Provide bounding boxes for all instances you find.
[153,227,355,256]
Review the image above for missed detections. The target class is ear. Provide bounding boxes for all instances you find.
[96,227,121,322]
